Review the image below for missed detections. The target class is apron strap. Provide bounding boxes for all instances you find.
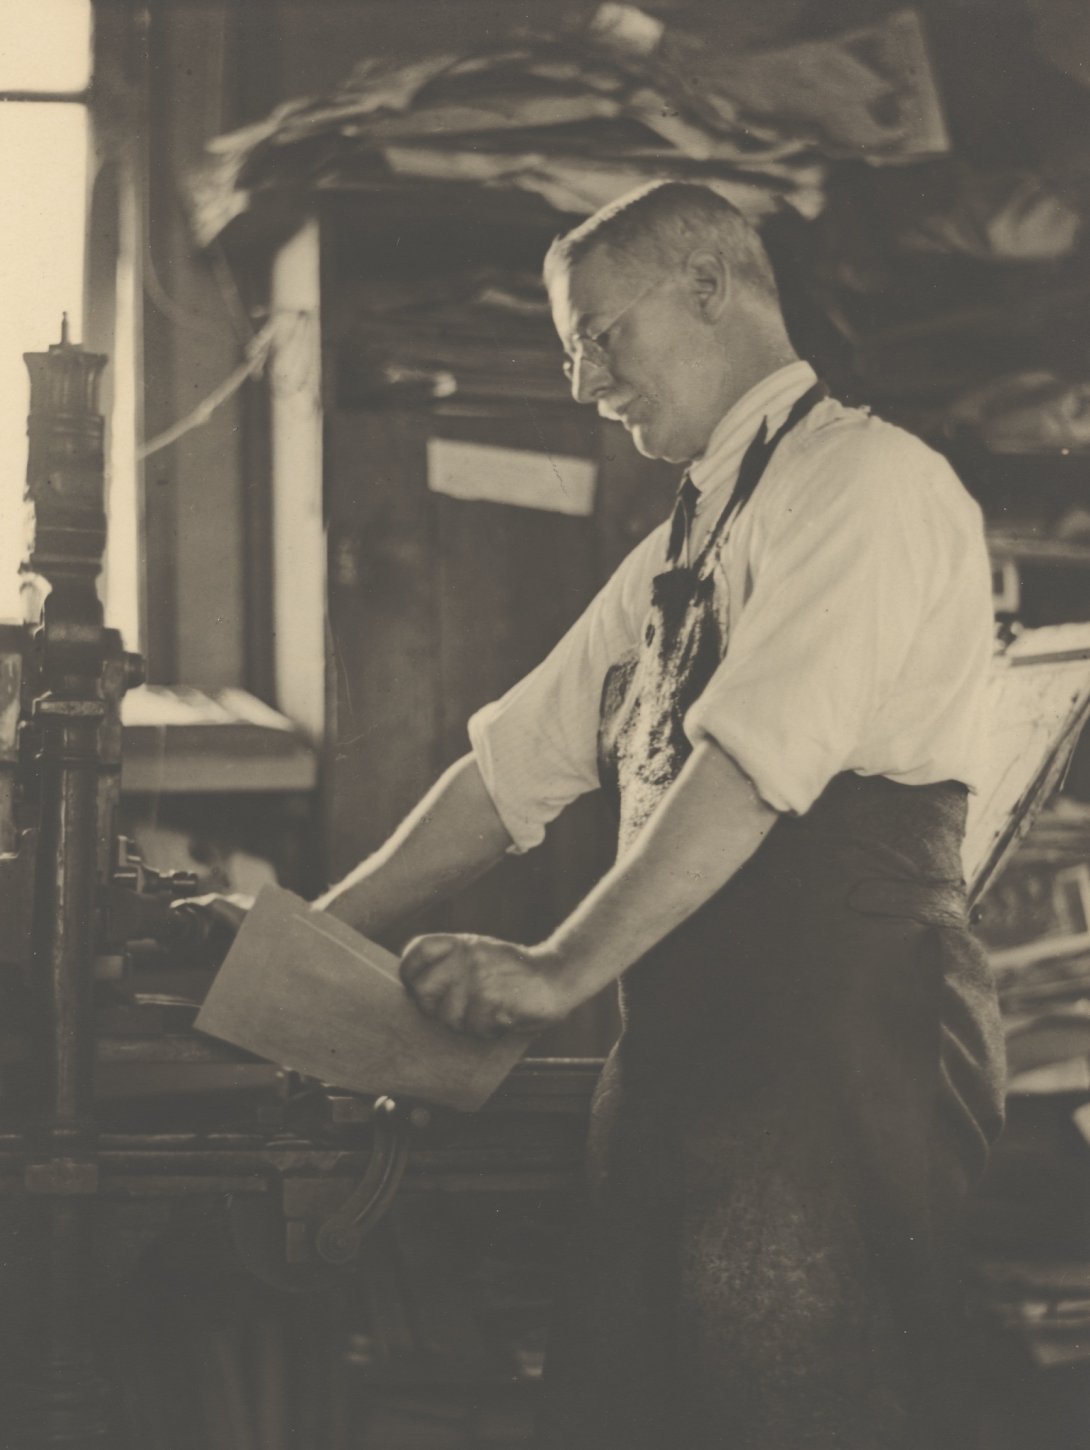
[694,379,830,572]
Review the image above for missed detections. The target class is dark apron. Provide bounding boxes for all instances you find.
[535,391,1006,1450]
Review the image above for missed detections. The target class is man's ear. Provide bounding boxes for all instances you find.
[686,249,731,321]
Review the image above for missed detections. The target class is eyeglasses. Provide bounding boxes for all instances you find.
[561,274,669,382]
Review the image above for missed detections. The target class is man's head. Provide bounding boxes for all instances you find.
[544,182,794,463]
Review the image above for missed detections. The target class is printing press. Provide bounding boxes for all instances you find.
[1,327,1089,1448]
[0,326,598,1447]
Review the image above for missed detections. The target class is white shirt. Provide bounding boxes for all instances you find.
[468,361,994,853]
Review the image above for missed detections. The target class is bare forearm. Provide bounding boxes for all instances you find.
[398,743,780,1040]
[544,740,778,1002]
[315,754,513,935]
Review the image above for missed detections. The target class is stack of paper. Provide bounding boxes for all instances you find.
[189,5,950,245]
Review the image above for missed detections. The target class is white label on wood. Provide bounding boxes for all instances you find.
[427,438,597,517]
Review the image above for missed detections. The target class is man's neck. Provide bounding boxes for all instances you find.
[716,339,800,421]
[686,357,816,490]
[692,345,801,463]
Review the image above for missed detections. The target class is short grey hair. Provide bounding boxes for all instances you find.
[543,181,781,309]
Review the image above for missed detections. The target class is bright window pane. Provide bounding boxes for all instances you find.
[105,194,142,646]
[0,102,88,622]
[0,0,92,92]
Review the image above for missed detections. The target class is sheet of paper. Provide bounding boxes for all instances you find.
[964,624,1090,896]
[195,886,528,1112]
[427,437,597,517]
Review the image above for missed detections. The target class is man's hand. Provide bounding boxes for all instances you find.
[400,935,576,1039]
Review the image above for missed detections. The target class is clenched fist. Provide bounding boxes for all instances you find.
[399,934,576,1039]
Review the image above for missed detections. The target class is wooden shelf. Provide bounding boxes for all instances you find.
[988,531,1090,568]
[120,686,317,794]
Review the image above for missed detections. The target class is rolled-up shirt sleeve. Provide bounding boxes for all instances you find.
[685,431,948,815]
[469,529,663,852]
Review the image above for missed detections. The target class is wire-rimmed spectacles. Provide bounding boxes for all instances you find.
[561,274,670,382]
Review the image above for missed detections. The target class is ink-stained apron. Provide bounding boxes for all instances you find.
[534,388,1006,1450]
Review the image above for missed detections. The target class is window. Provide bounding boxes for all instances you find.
[0,4,136,635]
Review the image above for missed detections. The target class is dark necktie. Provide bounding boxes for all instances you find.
[665,474,700,567]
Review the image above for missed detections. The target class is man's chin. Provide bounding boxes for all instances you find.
[626,420,662,460]
[627,420,684,464]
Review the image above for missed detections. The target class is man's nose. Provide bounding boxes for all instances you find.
[570,354,611,406]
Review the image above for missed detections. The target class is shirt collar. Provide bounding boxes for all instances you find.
[688,360,819,502]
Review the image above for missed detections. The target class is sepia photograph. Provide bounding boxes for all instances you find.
[1,1,1090,1445]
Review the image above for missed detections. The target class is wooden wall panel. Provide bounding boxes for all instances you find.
[324,399,640,1052]
[325,410,441,878]
[430,414,599,746]
[429,416,607,951]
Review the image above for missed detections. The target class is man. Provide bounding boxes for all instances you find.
[208,182,1006,1447]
